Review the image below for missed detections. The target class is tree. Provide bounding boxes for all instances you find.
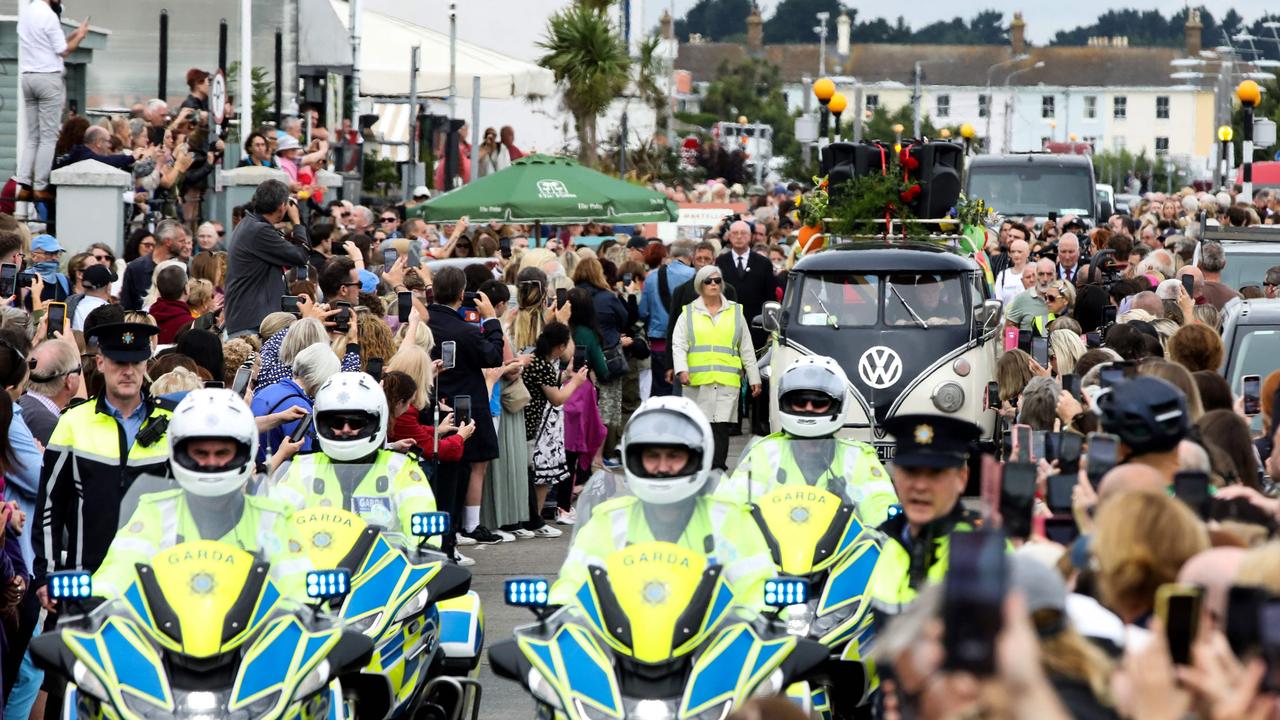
[673,0,751,42]
[226,62,274,132]
[763,0,849,45]
[634,34,669,137]
[700,57,798,161]
[538,1,631,167]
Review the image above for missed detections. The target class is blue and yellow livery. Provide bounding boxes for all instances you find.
[489,541,829,719]
[30,540,373,720]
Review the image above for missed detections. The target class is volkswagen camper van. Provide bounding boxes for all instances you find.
[760,241,1001,459]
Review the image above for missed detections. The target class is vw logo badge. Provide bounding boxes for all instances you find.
[858,346,903,389]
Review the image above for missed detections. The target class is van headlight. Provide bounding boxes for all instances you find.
[931,383,965,413]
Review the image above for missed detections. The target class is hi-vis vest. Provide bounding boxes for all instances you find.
[685,301,744,387]
[271,450,436,540]
[93,489,308,598]
[1032,312,1057,336]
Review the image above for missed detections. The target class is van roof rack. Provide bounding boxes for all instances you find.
[1203,226,1280,243]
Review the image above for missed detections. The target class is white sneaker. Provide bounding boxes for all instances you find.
[509,528,536,539]
[452,550,475,567]
[455,533,477,546]
[492,528,516,543]
[555,508,577,526]
[531,524,563,538]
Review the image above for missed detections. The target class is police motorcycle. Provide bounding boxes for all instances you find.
[721,438,886,720]
[719,358,892,718]
[261,371,486,720]
[278,503,480,720]
[488,397,830,719]
[31,538,374,720]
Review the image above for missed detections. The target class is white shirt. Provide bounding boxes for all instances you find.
[731,250,751,272]
[72,294,106,331]
[994,266,1027,305]
[18,1,68,74]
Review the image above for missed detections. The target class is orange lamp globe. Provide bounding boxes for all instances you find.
[828,93,848,114]
[813,78,836,104]
[737,115,749,124]
[939,128,952,138]
[1237,80,1262,106]
[959,123,975,139]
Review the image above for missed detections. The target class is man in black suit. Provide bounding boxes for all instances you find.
[715,220,777,349]
[427,266,505,558]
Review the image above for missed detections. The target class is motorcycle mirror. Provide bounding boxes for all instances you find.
[505,578,550,607]
[306,569,352,600]
[410,511,451,538]
[48,571,92,600]
[764,577,809,608]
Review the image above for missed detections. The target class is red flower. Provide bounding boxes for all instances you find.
[901,155,920,171]
[899,185,922,203]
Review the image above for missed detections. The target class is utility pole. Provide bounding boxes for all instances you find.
[815,12,829,77]
[349,0,362,121]
[620,0,631,176]
[407,45,419,201]
[911,61,923,138]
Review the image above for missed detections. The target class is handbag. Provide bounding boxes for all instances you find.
[603,343,629,377]
[500,376,531,413]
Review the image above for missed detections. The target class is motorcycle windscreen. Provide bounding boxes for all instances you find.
[142,540,271,658]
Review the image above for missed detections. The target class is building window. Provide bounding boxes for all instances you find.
[1042,95,1055,119]
[1113,96,1127,119]
[935,94,950,118]
[1156,96,1170,119]
[1084,96,1097,119]
[1084,136,1099,151]
[1040,136,1052,148]
[978,94,989,118]
[865,94,879,111]
[1155,137,1170,155]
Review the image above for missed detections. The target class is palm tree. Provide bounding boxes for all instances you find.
[538,1,631,167]
[634,34,669,137]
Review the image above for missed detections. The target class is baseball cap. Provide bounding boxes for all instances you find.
[626,236,648,251]
[81,264,117,290]
[31,234,64,253]
[412,185,431,199]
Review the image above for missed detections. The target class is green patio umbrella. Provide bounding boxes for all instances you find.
[406,153,679,224]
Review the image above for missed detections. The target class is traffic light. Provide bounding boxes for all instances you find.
[904,142,964,219]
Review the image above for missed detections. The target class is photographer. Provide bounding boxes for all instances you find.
[224,180,310,337]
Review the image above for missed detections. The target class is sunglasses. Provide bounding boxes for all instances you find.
[327,414,370,431]
[1043,294,1060,303]
[92,254,114,262]
[380,217,398,223]
[703,277,724,285]
[341,212,351,218]
[341,280,362,288]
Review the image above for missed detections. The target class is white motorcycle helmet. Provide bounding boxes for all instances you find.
[777,355,849,438]
[313,372,388,461]
[622,396,714,505]
[169,388,259,497]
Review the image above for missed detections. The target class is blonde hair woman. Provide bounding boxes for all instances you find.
[150,366,204,396]
[1048,329,1086,376]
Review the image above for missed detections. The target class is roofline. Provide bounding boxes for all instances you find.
[782,80,1211,93]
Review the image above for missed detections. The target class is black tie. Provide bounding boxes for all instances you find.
[738,255,746,274]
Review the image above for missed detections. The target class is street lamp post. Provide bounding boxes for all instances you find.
[813,78,835,148]
[1002,61,1046,152]
[960,122,975,155]
[1238,80,1262,201]
[829,92,847,141]
[814,12,830,77]
[892,122,904,153]
[984,54,1030,150]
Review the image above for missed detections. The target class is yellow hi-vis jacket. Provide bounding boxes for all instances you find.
[685,300,745,388]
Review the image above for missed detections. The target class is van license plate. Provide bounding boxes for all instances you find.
[874,444,896,462]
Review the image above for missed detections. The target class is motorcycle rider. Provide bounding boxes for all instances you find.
[549,396,774,608]
[93,389,311,598]
[269,371,438,542]
[717,355,897,525]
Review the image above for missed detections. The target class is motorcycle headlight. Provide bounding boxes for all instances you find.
[931,382,965,413]
[784,604,813,637]
[631,698,678,720]
[72,660,108,702]
[292,660,331,701]
[392,589,430,624]
[527,667,564,711]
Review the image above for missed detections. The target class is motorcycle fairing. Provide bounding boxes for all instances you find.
[64,616,174,715]
[516,623,623,719]
[230,615,342,714]
[752,488,865,577]
[680,624,795,717]
[438,591,484,666]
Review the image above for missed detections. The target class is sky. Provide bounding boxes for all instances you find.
[365,1,1279,62]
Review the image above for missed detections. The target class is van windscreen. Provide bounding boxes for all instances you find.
[968,166,1094,217]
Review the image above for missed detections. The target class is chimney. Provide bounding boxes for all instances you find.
[1185,8,1203,57]
[660,9,673,40]
[836,12,851,57]
[1010,12,1026,56]
[746,5,763,55]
